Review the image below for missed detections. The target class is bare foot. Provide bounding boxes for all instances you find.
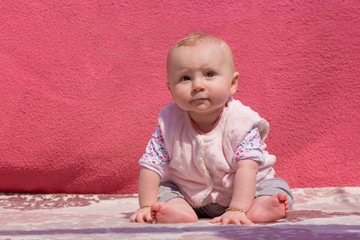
[151,198,198,223]
[247,193,290,223]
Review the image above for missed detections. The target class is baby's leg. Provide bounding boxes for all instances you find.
[247,192,290,223]
[151,198,198,223]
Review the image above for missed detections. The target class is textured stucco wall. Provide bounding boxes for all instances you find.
[0,1,359,193]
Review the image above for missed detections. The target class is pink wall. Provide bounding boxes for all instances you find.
[0,1,359,193]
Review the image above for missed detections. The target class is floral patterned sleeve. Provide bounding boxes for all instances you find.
[233,127,266,164]
[138,126,169,177]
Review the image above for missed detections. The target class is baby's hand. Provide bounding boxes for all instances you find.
[209,210,253,225]
[129,206,154,223]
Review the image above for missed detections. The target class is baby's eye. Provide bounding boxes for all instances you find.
[206,72,215,78]
[180,76,191,81]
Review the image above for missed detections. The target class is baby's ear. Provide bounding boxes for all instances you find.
[166,81,172,92]
[230,72,239,94]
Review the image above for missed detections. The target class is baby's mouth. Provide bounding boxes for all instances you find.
[193,97,208,102]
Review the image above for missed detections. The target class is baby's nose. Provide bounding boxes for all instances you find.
[192,77,205,92]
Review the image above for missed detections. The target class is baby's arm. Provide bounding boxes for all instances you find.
[210,159,258,225]
[130,126,168,223]
[129,167,160,223]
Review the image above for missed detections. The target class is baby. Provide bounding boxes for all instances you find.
[130,33,293,225]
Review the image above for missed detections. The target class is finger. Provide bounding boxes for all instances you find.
[231,219,241,225]
[146,212,154,223]
[151,210,158,223]
[129,214,135,222]
[130,212,141,222]
[151,211,156,219]
[209,217,222,224]
[222,218,230,225]
[136,213,145,223]
[241,218,253,225]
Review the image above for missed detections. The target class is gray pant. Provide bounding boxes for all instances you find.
[158,178,294,218]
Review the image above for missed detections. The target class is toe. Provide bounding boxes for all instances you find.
[278,193,288,202]
[151,202,162,211]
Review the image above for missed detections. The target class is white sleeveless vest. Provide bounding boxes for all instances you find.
[158,98,275,207]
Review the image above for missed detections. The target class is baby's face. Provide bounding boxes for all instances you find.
[166,41,238,117]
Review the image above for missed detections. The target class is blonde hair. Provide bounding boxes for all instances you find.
[167,33,235,70]
[173,33,222,47]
